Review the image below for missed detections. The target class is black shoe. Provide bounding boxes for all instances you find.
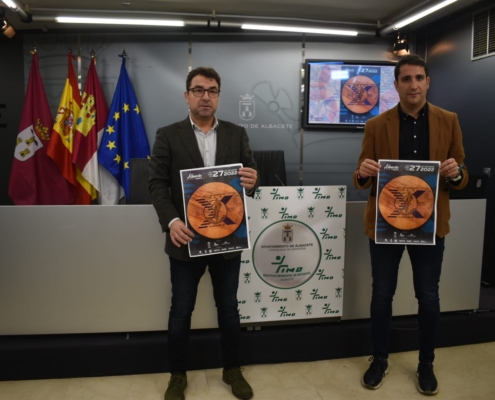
[362,356,389,389]
[222,367,253,400]
[164,373,187,400]
[417,362,439,395]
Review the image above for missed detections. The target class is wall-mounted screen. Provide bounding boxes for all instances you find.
[303,59,400,130]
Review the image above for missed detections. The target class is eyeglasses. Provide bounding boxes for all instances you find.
[188,87,220,98]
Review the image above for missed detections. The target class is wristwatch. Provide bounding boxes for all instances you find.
[449,164,464,182]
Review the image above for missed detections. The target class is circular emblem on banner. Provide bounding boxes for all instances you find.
[187,182,244,239]
[378,175,435,230]
[252,220,321,289]
[341,75,378,114]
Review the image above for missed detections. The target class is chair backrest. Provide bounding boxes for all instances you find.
[129,158,152,204]
[252,150,287,186]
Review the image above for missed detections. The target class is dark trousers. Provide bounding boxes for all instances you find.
[168,254,241,374]
[369,237,445,363]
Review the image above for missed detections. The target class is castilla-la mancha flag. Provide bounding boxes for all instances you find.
[8,51,74,205]
[47,52,93,204]
[73,56,122,204]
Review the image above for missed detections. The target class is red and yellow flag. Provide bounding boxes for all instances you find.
[47,53,93,204]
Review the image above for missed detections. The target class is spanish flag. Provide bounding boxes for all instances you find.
[47,52,92,204]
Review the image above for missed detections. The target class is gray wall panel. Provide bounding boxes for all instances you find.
[0,200,484,334]
[192,41,303,185]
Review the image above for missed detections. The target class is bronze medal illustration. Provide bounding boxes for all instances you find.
[378,175,434,230]
[187,182,244,239]
[341,75,378,114]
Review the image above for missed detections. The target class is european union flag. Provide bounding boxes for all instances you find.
[98,55,150,200]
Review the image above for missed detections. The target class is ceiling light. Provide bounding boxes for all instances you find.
[1,0,19,11]
[55,17,184,27]
[1,17,15,38]
[242,24,358,36]
[393,32,410,56]
[393,0,457,30]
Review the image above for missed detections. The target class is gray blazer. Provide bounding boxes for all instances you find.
[149,117,259,261]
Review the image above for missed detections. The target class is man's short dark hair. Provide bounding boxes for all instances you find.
[186,67,221,90]
[394,55,428,81]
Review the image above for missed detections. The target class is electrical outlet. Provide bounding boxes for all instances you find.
[483,168,491,177]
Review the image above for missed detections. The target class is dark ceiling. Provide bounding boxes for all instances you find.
[0,0,483,36]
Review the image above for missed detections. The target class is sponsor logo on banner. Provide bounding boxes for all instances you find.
[335,287,343,298]
[325,206,343,218]
[297,188,304,199]
[261,208,268,219]
[324,248,341,260]
[270,290,288,302]
[295,289,303,301]
[279,207,297,219]
[305,305,313,315]
[310,288,328,300]
[320,228,337,240]
[244,273,251,284]
[313,187,331,200]
[239,94,255,121]
[278,306,296,317]
[260,307,268,318]
[339,187,346,199]
[254,188,262,200]
[322,303,339,314]
[253,220,321,289]
[254,292,261,302]
[316,269,333,280]
[271,188,289,200]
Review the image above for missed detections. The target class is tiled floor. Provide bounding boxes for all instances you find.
[1,342,495,400]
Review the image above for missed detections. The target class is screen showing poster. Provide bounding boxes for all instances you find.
[180,164,250,257]
[376,159,440,245]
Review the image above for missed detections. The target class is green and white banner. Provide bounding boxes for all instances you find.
[238,186,346,324]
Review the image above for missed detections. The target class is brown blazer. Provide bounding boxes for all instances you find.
[149,117,259,261]
[352,103,468,240]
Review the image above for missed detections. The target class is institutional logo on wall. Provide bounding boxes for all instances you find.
[253,220,321,289]
[261,208,268,219]
[244,272,251,284]
[254,292,261,302]
[339,187,346,199]
[305,305,313,315]
[335,287,342,298]
[260,307,268,318]
[239,94,255,121]
[295,289,303,301]
[254,188,262,200]
[297,188,304,199]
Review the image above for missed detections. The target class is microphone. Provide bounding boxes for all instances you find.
[274,174,285,186]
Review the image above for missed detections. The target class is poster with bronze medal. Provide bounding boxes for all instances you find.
[376,160,440,245]
[340,65,384,124]
[181,163,250,257]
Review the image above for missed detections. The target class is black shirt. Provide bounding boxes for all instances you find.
[398,103,429,161]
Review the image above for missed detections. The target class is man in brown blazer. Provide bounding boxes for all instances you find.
[149,67,259,400]
[353,55,468,396]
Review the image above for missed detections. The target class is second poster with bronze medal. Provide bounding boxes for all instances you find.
[181,163,250,257]
[376,160,440,245]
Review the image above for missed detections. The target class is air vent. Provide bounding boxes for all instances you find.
[472,7,495,59]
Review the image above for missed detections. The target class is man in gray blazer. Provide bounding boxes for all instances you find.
[149,67,259,400]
